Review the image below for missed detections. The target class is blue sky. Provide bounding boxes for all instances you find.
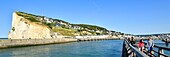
[0,0,170,38]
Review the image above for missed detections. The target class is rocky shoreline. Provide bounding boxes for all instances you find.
[0,37,120,49]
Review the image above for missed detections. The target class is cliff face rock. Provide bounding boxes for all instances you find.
[8,12,54,39]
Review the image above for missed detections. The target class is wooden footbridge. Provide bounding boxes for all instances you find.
[122,38,170,57]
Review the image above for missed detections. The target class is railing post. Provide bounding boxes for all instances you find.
[122,41,125,57]
[122,41,128,57]
[158,48,164,57]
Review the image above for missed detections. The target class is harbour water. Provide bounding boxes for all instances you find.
[0,39,169,57]
[153,40,170,56]
[154,40,170,47]
[0,40,123,57]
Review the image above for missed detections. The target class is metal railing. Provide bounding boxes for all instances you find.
[122,38,170,57]
[122,39,149,57]
[143,42,170,57]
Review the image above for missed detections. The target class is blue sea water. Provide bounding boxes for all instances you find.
[153,40,170,56]
[0,40,123,57]
[0,39,169,57]
[0,38,8,40]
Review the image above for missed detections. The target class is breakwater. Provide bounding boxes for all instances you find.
[0,37,119,49]
[0,38,77,49]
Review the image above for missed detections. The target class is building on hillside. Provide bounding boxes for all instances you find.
[96,30,103,33]
[84,28,88,30]
[108,30,113,35]
[67,25,72,28]
[44,17,53,23]
[55,21,69,27]
[36,17,43,21]
[55,23,62,27]
[73,26,81,29]
[91,30,95,32]
[58,22,67,25]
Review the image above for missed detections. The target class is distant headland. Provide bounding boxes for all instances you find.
[8,11,126,39]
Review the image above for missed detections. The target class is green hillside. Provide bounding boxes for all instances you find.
[15,11,119,36]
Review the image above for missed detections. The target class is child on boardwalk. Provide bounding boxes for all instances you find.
[138,39,144,52]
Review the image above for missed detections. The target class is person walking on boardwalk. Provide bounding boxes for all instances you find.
[147,37,154,55]
[130,37,136,46]
[138,39,144,52]
[129,37,136,57]
[165,38,169,47]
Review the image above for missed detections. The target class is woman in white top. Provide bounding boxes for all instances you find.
[147,37,154,55]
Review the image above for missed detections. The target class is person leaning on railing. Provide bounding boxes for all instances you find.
[138,39,144,52]
[146,37,154,55]
[130,37,136,46]
[129,37,136,57]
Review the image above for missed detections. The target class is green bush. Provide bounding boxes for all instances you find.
[15,11,116,36]
[12,27,15,31]
[16,11,40,22]
[52,27,76,36]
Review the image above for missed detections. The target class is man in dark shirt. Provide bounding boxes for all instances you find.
[130,37,136,46]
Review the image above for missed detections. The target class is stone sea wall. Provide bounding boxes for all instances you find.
[0,38,77,48]
[0,37,120,49]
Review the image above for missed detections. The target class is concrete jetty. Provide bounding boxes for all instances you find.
[0,37,119,49]
[0,38,77,49]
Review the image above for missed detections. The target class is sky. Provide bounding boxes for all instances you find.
[0,0,170,38]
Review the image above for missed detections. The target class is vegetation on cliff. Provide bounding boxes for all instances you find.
[52,27,76,36]
[15,11,123,36]
[16,12,40,22]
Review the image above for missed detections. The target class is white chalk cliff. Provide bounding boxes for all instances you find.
[8,12,55,39]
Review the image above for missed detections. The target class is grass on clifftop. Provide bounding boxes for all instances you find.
[14,11,122,36]
[52,27,76,36]
[16,11,40,22]
[15,11,77,36]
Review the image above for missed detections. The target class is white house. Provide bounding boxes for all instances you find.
[73,26,81,29]
[55,23,62,27]
[96,30,103,33]
[67,25,72,28]
[36,17,43,21]
[44,17,53,23]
